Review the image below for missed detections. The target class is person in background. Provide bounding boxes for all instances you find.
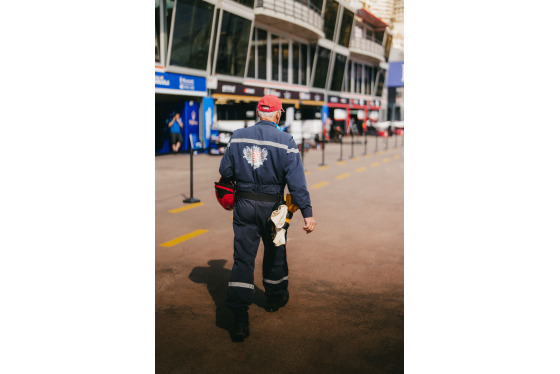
[168,112,184,152]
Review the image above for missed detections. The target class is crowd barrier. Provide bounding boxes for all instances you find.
[301,131,404,167]
[177,132,403,205]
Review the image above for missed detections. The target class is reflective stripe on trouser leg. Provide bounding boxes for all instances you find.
[261,225,289,298]
[226,199,261,312]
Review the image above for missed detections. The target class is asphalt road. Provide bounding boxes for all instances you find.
[155,134,404,374]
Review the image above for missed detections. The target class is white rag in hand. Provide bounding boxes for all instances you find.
[270,204,288,246]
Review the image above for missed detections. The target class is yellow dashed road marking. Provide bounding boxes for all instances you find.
[318,165,330,170]
[383,158,391,163]
[351,157,361,161]
[336,161,347,165]
[305,171,310,176]
[312,181,329,189]
[160,229,209,247]
[371,162,380,167]
[355,167,366,173]
[168,202,204,213]
[336,173,350,180]
[393,154,400,159]
[365,154,372,158]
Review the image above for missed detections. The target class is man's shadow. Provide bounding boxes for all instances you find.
[188,259,267,339]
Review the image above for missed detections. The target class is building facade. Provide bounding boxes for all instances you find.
[155,0,392,154]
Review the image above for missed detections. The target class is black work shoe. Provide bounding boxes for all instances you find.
[265,291,289,312]
[232,312,250,341]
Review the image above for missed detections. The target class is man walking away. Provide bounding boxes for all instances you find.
[219,95,316,341]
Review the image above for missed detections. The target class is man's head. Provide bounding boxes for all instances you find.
[256,95,284,123]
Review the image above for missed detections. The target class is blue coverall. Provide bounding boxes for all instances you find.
[219,120,313,313]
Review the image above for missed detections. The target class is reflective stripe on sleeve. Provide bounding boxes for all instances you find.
[230,138,299,154]
[263,276,289,284]
[228,282,255,290]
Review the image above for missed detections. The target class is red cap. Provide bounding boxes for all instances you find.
[257,95,285,112]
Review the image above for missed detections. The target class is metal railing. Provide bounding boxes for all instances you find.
[255,0,323,32]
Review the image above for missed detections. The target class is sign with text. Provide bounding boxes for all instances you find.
[214,81,324,103]
[184,101,202,150]
[155,72,206,93]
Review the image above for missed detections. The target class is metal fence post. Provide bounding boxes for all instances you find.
[183,135,200,203]
[319,138,327,166]
[350,132,354,159]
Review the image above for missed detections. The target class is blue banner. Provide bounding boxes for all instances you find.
[184,101,202,150]
[155,72,206,94]
[387,61,404,87]
[202,98,214,151]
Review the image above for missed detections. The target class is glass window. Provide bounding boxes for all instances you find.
[394,106,402,121]
[301,44,308,85]
[216,11,252,77]
[342,60,351,92]
[281,37,289,82]
[169,0,214,71]
[374,30,384,44]
[230,0,254,7]
[271,34,280,81]
[257,29,267,80]
[247,30,256,78]
[312,46,331,89]
[155,0,161,61]
[293,42,300,85]
[309,0,323,13]
[323,0,338,41]
[375,69,386,97]
[330,53,346,92]
[354,63,362,94]
[209,9,220,71]
[338,9,354,47]
[366,29,373,41]
[309,44,316,81]
[364,65,371,95]
[165,0,174,48]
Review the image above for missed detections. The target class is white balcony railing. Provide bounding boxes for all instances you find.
[255,0,323,33]
[349,37,385,58]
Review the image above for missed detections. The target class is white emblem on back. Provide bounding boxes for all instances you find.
[243,145,268,169]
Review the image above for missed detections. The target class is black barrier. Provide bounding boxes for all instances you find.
[183,136,203,203]
[318,138,328,166]
[350,132,355,159]
[363,133,368,155]
[375,135,378,152]
[385,134,389,150]
[338,137,344,161]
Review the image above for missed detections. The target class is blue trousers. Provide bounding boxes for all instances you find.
[226,197,289,313]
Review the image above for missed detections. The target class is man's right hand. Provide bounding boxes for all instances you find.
[303,217,316,234]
